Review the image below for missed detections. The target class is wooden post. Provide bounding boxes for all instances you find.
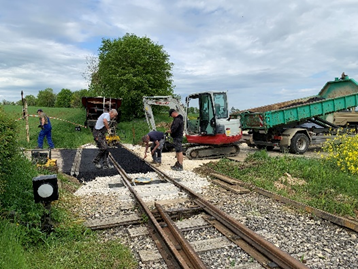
[21,91,30,143]
[25,102,29,143]
[132,126,135,145]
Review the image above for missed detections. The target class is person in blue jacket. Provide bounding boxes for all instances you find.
[37,109,55,149]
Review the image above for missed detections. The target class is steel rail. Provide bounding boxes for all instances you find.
[109,153,194,269]
[202,215,273,269]
[150,166,309,269]
[155,203,208,269]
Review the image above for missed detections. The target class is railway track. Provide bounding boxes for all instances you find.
[72,145,357,268]
[74,147,307,268]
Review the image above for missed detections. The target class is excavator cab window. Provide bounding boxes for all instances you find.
[213,93,228,119]
[199,93,216,135]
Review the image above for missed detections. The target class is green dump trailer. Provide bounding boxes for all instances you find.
[237,74,358,154]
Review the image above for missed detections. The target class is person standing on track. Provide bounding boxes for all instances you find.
[37,109,55,149]
[142,131,165,166]
[92,109,118,169]
[167,109,184,171]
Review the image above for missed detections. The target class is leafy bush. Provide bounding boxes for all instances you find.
[0,106,19,195]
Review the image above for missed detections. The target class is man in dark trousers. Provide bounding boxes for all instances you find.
[167,109,184,171]
[142,131,165,165]
[37,109,55,149]
[92,109,118,169]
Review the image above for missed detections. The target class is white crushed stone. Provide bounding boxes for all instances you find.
[72,143,358,268]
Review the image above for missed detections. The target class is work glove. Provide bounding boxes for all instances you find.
[38,125,44,130]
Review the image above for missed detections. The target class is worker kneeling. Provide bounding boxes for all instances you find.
[142,131,165,166]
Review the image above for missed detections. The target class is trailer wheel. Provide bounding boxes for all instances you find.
[290,133,309,154]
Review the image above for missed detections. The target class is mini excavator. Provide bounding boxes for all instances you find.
[143,92,243,159]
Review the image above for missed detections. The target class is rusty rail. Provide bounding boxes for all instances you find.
[109,153,205,269]
[156,203,207,269]
[109,145,308,268]
[151,166,309,269]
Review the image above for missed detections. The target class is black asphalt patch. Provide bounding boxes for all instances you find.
[77,149,118,181]
[60,149,77,174]
[109,146,154,174]
[61,145,154,182]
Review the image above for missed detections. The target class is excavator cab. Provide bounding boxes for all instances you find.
[186,92,217,135]
[186,92,229,135]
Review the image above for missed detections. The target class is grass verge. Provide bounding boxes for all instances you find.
[203,150,358,219]
[0,156,137,268]
[3,105,173,148]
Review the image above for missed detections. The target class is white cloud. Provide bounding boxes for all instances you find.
[1,0,358,112]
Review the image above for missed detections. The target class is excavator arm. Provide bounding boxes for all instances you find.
[143,96,187,133]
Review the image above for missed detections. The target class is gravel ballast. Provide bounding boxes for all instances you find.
[71,143,357,268]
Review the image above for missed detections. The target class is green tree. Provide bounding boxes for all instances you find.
[93,33,175,119]
[55,88,73,108]
[25,95,37,106]
[71,89,89,108]
[1,100,15,105]
[188,107,199,114]
[37,88,56,107]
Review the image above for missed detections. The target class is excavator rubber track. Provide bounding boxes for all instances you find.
[185,144,240,160]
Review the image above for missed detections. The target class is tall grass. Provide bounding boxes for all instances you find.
[26,238,137,269]
[0,220,28,269]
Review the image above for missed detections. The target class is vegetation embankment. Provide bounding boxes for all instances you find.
[200,149,358,220]
[0,106,137,268]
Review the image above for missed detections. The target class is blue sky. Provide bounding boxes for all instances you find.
[1,0,358,110]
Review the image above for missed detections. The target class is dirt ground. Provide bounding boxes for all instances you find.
[123,142,324,172]
[122,143,215,172]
